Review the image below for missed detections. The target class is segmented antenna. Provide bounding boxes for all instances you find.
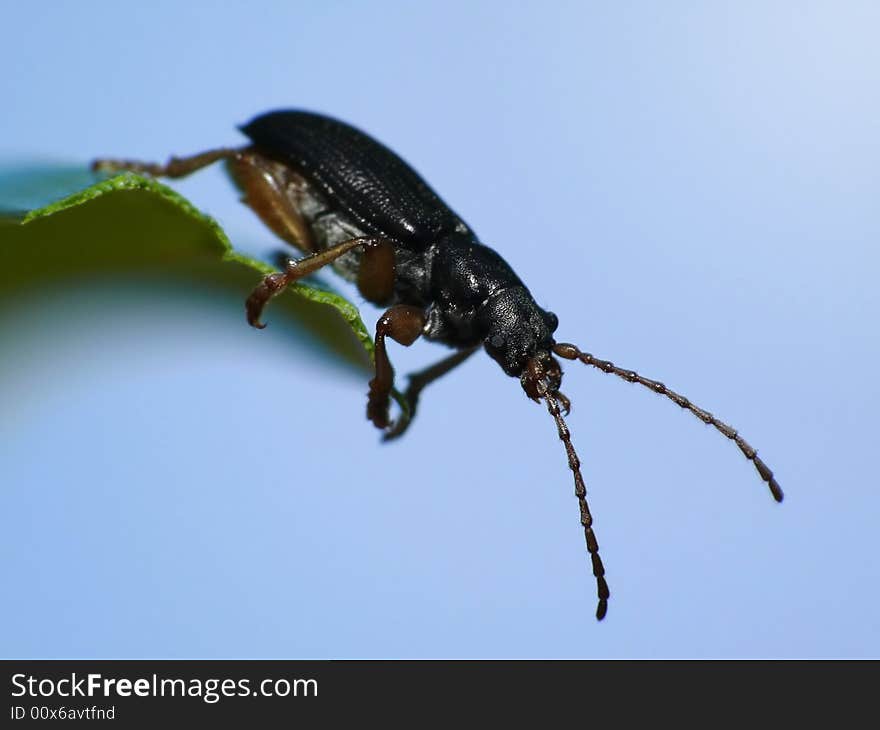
[545,391,610,620]
[552,343,784,502]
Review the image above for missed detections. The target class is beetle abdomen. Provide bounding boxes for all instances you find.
[240,110,470,247]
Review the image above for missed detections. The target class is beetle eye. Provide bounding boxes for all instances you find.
[545,311,559,332]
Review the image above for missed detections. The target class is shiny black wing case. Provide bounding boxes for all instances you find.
[240,110,470,247]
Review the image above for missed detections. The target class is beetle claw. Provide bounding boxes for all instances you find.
[383,408,413,441]
[246,272,291,329]
[556,390,571,416]
[245,296,268,329]
[382,422,406,442]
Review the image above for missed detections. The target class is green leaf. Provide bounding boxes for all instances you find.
[0,166,410,419]
[0,167,375,371]
[0,169,373,367]
[0,166,409,417]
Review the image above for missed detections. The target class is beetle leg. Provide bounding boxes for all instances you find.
[246,236,396,328]
[355,238,396,305]
[367,305,427,430]
[383,345,479,440]
[91,148,239,178]
[227,151,316,251]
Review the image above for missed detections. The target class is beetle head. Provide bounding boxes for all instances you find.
[480,287,559,377]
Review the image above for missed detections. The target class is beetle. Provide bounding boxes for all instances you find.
[93,109,783,620]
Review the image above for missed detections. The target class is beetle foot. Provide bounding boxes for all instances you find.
[366,378,391,430]
[382,389,418,441]
[556,390,571,416]
[245,271,290,329]
[382,410,413,442]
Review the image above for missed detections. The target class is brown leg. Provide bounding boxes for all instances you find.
[227,151,315,251]
[246,236,397,328]
[383,345,479,440]
[356,238,396,305]
[91,148,239,178]
[93,147,317,253]
[367,305,427,430]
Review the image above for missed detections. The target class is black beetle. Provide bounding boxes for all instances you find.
[93,110,783,620]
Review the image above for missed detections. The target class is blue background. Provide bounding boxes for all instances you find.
[2,1,878,657]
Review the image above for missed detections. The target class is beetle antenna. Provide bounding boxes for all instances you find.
[553,342,784,502]
[544,390,610,620]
